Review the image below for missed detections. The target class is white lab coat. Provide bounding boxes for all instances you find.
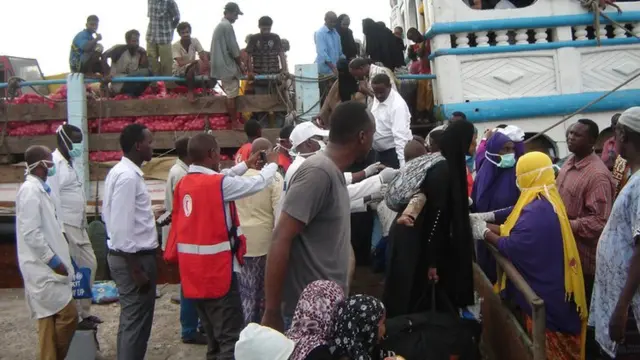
[16,175,73,319]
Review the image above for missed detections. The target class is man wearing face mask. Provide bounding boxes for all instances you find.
[276,121,394,222]
[47,124,102,331]
[275,125,294,176]
[164,133,277,359]
[17,145,78,359]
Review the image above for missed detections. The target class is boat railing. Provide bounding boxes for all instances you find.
[0,73,436,90]
[420,0,640,128]
[487,244,546,360]
[424,0,640,57]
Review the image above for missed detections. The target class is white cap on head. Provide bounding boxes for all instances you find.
[234,323,295,360]
[619,107,640,133]
[498,125,525,142]
[290,121,329,149]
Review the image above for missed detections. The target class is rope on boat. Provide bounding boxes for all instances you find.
[525,69,640,144]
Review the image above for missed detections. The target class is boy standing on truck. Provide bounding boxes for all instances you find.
[146,0,180,77]
[211,2,246,131]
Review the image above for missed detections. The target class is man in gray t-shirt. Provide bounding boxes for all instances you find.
[281,153,351,317]
[262,101,376,332]
[210,2,245,130]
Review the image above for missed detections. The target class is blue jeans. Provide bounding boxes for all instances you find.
[180,286,200,339]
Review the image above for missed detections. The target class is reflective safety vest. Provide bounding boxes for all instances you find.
[164,173,247,299]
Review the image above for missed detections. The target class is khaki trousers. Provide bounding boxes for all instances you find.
[147,43,173,76]
[65,224,97,320]
[38,300,78,360]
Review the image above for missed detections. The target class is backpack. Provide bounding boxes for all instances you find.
[384,153,445,212]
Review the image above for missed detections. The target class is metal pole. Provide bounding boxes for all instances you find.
[65,73,91,200]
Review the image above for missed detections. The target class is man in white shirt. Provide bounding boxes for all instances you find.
[17,145,77,360]
[47,124,102,331]
[370,73,412,168]
[102,123,159,360]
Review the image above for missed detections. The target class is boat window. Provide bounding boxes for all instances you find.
[462,0,537,10]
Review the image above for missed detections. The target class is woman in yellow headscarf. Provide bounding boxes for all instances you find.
[472,151,588,360]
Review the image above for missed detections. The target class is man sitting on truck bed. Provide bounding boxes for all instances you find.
[69,15,104,74]
[103,29,153,98]
[172,22,209,103]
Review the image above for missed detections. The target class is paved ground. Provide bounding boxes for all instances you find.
[0,284,207,360]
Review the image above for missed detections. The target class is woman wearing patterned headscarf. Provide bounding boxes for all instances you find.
[331,294,386,360]
[286,280,346,360]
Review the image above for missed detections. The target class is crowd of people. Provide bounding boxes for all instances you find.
[13,1,640,360]
[69,1,290,129]
[19,100,640,360]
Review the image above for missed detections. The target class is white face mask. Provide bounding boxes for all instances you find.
[274,138,291,152]
[289,139,326,158]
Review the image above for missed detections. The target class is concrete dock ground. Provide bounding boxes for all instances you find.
[0,285,206,360]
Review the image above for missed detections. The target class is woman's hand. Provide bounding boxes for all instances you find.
[397,214,415,227]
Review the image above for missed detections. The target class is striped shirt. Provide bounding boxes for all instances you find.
[556,153,616,275]
[146,0,180,45]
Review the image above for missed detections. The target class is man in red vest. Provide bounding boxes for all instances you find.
[165,132,279,360]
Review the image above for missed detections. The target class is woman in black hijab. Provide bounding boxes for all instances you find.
[362,18,405,70]
[335,15,359,102]
[337,14,358,60]
[383,120,478,317]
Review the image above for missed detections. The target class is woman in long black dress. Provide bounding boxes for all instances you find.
[383,120,477,317]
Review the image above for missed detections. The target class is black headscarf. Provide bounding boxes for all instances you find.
[337,58,357,102]
[438,120,476,307]
[362,18,405,70]
[331,295,386,360]
[337,14,358,60]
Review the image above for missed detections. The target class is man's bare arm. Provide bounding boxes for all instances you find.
[263,212,305,313]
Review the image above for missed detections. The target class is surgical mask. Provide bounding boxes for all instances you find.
[58,126,83,158]
[485,151,516,168]
[274,138,291,152]
[26,160,56,177]
[289,139,326,158]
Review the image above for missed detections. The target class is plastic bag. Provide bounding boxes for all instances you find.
[71,259,93,299]
[91,281,120,304]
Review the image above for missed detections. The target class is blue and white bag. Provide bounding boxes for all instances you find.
[71,259,93,299]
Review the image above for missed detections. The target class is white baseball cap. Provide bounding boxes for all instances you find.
[290,122,329,149]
